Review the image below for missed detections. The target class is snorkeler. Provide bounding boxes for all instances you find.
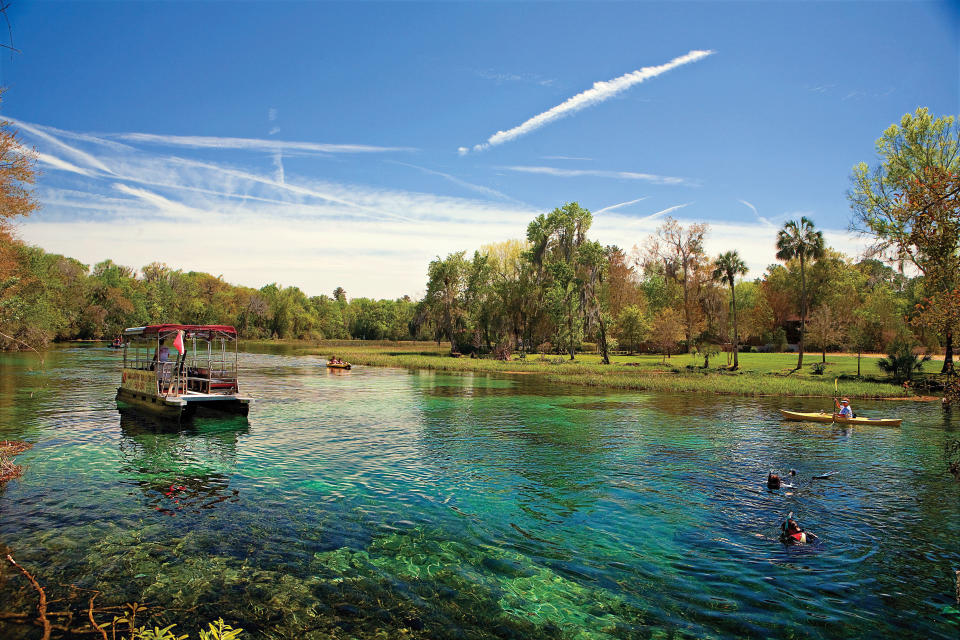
[767,469,796,490]
[767,472,781,489]
[779,513,817,545]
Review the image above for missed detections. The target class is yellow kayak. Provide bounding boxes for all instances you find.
[779,410,902,427]
[326,362,352,370]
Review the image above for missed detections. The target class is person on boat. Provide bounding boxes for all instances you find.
[780,516,816,545]
[150,341,170,370]
[835,397,853,418]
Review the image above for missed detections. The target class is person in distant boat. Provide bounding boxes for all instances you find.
[835,397,853,418]
[780,516,816,545]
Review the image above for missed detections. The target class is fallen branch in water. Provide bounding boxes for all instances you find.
[0,328,45,363]
[0,440,31,484]
[88,591,108,640]
[6,554,51,640]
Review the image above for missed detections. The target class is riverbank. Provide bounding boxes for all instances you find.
[243,341,924,399]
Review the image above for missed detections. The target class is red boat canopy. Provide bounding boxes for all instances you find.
[123,324,238,337]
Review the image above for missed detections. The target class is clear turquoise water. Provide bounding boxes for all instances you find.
[1,345,958,639]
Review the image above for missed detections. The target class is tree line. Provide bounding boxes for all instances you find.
[0,247,419,346]
[1,107,957,374]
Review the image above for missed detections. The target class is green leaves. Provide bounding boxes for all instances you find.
[198,618,244,640]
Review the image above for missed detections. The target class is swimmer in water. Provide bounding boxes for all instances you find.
[767,471,781,489]
[780,515,817,545]
[767,469,796,490]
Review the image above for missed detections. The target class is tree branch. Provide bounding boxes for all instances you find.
[6,554,51,640]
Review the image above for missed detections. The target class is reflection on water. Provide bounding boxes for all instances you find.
[118,411,247,516]
[0,345,958,639]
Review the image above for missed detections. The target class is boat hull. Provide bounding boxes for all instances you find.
[779,409,902,427]
[117,388,251,421]
[326,363,352,370]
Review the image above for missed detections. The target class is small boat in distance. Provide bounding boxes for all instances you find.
[779,409,902,427]
[326,357,352,370]
[117,324,253,420]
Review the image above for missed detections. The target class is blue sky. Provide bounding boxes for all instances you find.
[4,1,958,298]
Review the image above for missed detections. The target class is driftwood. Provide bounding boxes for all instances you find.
[0,440,32,484]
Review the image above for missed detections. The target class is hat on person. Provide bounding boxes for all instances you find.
[841,398,850,404]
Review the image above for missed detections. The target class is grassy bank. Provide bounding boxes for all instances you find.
[247,340,927,398]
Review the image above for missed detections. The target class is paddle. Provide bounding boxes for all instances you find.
[830,378,839,424]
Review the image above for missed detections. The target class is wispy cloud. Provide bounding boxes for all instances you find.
[8,117,115,174]
[625,202,692,226]
[115,132,415,155]
[16,117,868,297]
[499,165,693,186]
[389,161,520,202]
[738,199,776,228]
[31,148,95,177]
[459,49,714,154]
[593,197,648,215]
[113,183,206,219]
[273,151,285,185]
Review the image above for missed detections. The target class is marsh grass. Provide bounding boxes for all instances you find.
[277,342,918,398]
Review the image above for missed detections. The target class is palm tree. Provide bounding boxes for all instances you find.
[775,217,825,370]
[712,251,748,369]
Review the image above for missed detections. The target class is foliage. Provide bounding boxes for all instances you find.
[650,308,685,362]
[806,305,845,362]
[0,238,418,350]
[0,91,39,236]
[642,217,709,351]
[776,216,825,369]
[877,339,931,383]
[198,618,244,640]
[616,305,650,353]
[713,250,748,368]
[849,107,960,372]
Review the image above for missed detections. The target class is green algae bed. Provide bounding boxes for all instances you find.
[246,340,923,399]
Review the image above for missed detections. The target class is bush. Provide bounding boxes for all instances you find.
[877,339,931,383]
[762,328,789,352]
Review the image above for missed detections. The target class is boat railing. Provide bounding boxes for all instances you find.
[121,329,242,398]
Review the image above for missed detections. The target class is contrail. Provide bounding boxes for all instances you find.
[625,202,693,226]
[459,49,714,154]
[594,197,648,215]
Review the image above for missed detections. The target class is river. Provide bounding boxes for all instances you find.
[1,344,958,639]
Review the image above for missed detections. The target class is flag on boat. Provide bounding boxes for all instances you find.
[173,330,185,356]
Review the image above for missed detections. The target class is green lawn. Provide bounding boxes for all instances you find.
[249,340,936,399]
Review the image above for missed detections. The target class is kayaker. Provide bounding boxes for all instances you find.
[835,397,853,418]
[780,516,816,545]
